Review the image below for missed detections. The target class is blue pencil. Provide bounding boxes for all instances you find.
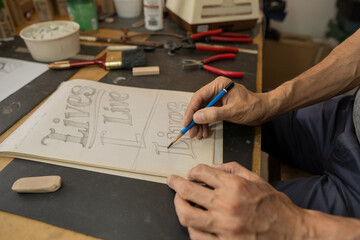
[167,81,235,148]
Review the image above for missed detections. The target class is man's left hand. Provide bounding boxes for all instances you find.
[167,162,307,240]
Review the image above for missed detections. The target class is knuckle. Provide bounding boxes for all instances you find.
[228,176,246,191]
[177,182,192,197]
[228,161,240,168]
[191,164,208,177]
[178,212,191,226]
[215,76,229,84]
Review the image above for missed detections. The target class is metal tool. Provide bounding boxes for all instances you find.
[166,28,253,55]
[182,53,244,78]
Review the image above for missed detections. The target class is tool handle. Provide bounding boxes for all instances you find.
[180,89,227,135]
[68,60,98,68]
[190,29,223,40]
[209,36,253,43]
[203,53,236,64]
[203,65,244,78]
[196,44,238,53]
[219,33,250,38]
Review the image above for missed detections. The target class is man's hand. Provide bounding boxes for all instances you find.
[184,77,271,139]
[167,162,308,240]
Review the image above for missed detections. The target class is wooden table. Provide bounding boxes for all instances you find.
[0,17,263,239]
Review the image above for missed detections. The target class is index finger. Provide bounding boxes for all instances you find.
[187,164,230,189]
[184,77,231,126]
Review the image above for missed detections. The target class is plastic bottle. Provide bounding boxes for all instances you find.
[66,0,98,33]
[143,0,163,31]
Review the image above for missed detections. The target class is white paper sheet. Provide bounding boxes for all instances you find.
[0,79,223,183]
[0,57,48,102]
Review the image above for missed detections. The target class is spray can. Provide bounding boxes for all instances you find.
[143,0,163,31]
[66,0,98,33]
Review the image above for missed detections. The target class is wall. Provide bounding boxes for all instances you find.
[270,0,337,38]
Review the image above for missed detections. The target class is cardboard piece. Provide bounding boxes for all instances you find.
[263,33,331,89]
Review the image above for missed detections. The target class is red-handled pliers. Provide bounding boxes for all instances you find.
[167,28,253,55]
[182,53,244,78]
[190,29,252,43]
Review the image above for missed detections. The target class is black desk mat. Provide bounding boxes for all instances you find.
[0,159,187,240]
[0,21,258,239]
[0,37,105,135]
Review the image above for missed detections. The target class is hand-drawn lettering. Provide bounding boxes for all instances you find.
[100,131,144,148]
[65,105,90,119]
[103,91,132,126]
[63,119,89,130]
[41,128,88,147]
[152,140,196,159]
[67,85,96,107]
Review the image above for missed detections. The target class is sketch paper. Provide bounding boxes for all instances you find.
[0,79,223,183]
[0,57,48,102]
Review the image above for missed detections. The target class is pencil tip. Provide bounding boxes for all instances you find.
[167,142,173,148]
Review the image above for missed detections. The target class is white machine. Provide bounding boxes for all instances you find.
[166,0,260,32]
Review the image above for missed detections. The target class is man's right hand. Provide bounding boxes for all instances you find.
[184,76,271,139]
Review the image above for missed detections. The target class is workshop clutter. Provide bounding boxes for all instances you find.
[20,20,80,62]
[0,0,16,39]
[326,0,360,43]
[2,0,69,27]
[113,0,142,18]
[66,0,99,32]
[166,0,260,32]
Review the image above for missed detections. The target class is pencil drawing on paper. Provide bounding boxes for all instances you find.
[0,80,218,182]
[39,83,198,170]
[152,102,196,159]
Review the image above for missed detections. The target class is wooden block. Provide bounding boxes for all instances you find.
[132,66,160,76]
[12,175,62,193]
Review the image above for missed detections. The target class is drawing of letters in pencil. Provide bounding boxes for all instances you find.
[0,80,216,179]
[40,83,197,168]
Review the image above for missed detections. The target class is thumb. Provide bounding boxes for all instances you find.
[193,106,228,124]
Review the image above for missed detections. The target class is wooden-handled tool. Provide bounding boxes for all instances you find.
[48,50,146,70]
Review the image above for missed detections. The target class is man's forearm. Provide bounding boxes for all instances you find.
[265,29,360,119]
[304,209,360,240]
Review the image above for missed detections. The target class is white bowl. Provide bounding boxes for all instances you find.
[20,21,80,62]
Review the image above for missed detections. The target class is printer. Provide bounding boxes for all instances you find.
[166,0,260,32]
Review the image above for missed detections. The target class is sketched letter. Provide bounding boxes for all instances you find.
[41,128,88,147]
